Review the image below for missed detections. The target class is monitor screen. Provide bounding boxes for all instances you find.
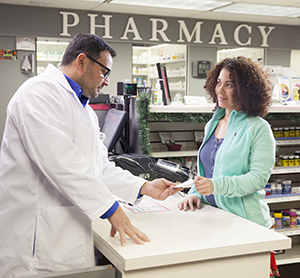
[100,109,128,152]
[156,62,171,105]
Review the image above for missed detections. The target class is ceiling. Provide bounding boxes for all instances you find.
[0,0,300,26]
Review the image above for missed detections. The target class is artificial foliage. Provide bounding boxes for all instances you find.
[148,112,300,124]
[137,104,300,155]
[265,113,300,122]
[148,112,212,124]
[136,92,152,155]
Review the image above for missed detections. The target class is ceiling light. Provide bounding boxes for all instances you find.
[29,1,51,6]
[37,41,70,45]
[213,3,300,18]
[109,0,232,11]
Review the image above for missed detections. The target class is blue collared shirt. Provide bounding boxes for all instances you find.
[64,74,119,219]
[64,74,89,107]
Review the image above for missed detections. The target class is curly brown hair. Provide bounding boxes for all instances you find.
[204,56,272,117]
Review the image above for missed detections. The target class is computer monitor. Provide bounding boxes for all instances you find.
[156,62,171,105]
[100,109,128,152]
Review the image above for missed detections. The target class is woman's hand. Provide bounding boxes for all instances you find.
[194,176,214,196]
[177,195,201,211]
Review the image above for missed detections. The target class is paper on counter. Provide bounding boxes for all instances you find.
[123,203,169,214]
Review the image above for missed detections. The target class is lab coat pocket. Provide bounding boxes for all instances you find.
[34,206,87,271]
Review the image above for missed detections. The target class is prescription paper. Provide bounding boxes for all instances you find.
[123,203,169,214]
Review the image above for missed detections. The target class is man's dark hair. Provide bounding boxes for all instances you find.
[61,33,117,66]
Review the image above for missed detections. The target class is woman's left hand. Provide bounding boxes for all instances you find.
[194,176,214,196]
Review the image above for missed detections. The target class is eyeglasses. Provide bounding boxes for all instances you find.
[85,53,111,79]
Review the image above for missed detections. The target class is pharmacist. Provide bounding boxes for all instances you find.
[0,33,181,277]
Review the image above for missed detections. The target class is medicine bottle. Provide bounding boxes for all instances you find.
[294,155,300,166]
[282,212,290,229]
[274,213,282,230]
[290,212,297,228]
[273,127,279,138]
[283,127,290,138]
[282,180,291,194]
[264,183,271,196]
[153,80,162,105]
[296,210,300,226]
[282,155,289,167]
[278,155,283,166]
[276,183,282,195]
[296,127,300,137]
[289,155,295,166]
[294,150,300,156]
[290,127,295,137]
[271,182,276,195]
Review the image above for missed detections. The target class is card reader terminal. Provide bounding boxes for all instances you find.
[149,159,189,183]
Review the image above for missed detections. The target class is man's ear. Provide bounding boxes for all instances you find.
[76,53,87,73]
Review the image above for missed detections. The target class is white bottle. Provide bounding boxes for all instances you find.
[185,158,193,179]
[154,80,163,105]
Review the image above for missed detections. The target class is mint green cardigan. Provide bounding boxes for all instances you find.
[188,107,275,228]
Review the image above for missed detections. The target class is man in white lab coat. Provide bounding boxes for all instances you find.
[0,33,181,277]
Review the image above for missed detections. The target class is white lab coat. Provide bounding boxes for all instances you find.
[0,64,145,277]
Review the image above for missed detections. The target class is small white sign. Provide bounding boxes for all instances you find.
[16,36,36,51]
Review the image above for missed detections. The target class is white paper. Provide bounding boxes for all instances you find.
[123,203,169,213]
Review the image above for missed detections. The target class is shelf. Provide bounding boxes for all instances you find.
[275,227,300,237]
[275,243,300,265]
[148,75,185,79]
[266,194,300,203]
[37,59,62,62]
[167,75,186,78]
[151,149,198,158]
[149,58,185,65]
[170,89,186,92]
[149,104,215,113]
[149,104,300,113]
[272,166,300,174]
[269,105,300,113]
[276,138,300,145]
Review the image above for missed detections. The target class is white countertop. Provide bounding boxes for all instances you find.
[92,195,291,272]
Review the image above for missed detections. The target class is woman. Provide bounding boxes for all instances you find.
[178,56,275,229]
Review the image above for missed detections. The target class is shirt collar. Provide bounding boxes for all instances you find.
[64,74,89,107]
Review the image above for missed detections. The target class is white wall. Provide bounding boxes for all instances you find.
[290,50,300,77]
[0,36,35,146]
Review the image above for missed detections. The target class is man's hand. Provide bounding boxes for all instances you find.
[140,178,182,200]
[108,206,150,246]
[194,176,214,196]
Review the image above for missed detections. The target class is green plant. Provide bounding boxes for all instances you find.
[136,102,300,156]
[136,91,152,155]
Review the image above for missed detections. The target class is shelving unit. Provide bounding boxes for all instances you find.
[268,134,300,266]
[132,44,187,99]
[132,46,149,86]
[272,166,300,174]
[36,39,70,74]
[266,194,300,204]
[276,244,300,265]
[152,150,198,158]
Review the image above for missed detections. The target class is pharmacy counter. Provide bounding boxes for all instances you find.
[93,195,291,278]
